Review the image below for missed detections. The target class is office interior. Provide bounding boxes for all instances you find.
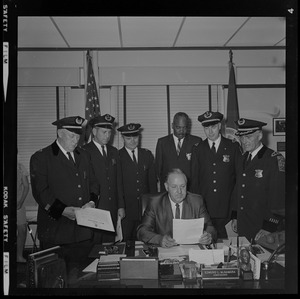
[10,15,297,293]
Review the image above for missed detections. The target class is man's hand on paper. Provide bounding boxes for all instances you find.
[160,235,178,248]
[81,201,95,209]
[199,231,212,245]
[118,208,126,220]
[62,206,81,221]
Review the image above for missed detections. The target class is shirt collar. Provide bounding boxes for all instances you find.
[93,139,106,154]
[125,147,138,157]
[208,135,221,148]
[249,143,263,159]
[173,134,184,144]
[56,140,69,158]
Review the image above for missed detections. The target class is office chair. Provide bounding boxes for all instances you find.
[140,193,155,218]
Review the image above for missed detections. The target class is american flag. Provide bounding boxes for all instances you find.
[85,50,100,142]
[224,50,240,144]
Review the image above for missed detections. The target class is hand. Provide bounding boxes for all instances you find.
[160,235,178,248]
[254,229,270,242]
[82,201,95,209]
[62,206,80,221]
[231,219,238,233]
[199,231,212,245]
[118,208,125,219]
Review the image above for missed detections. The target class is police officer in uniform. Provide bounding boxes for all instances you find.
[83,114,125,244]
[30,116,100,266]
[230,118,285,242]
[190,111,240,239]
[118,123,158,241]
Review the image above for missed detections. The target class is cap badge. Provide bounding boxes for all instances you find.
[204,111,212,119]
[128,124,135,131]
[238,118,246,125]
[104,114,112,121]
[75,117,83,125]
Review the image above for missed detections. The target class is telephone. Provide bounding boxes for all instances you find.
[256,230,285,251]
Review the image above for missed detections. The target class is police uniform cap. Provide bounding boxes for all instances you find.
[117,123,141,136]
[89,114,115,129]
[234,118,267,136]
[198,111,223,127]
[52,116,86,134]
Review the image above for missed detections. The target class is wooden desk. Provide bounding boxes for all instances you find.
[66,241,285,293]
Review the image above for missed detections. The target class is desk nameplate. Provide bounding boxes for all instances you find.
[201,267,240,280]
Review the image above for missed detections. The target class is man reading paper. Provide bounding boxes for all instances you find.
[137,168,217,248]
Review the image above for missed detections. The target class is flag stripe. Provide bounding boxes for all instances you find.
[85,50,100,142]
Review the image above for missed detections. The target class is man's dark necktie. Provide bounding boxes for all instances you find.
[67,152,76,166]
[244,152,252,168]
[175,203,180,219]
[211,142,216,154]
[177,139,181,156]
[132,149,137,164]
[101,145,107,159]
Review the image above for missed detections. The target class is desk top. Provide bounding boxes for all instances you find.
[66,240,285,293]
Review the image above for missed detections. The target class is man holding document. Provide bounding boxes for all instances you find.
[137,168,217,248]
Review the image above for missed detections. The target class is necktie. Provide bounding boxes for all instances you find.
[132,149,137,164]
[177,139,181,156]
[101,145,107,159]
[244,152,252,168]
[211,142,216,154]
[175,203,180,219]
[67,152,76,166]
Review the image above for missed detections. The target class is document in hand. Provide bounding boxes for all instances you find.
[173,218,204,244]
[75,208,115,232]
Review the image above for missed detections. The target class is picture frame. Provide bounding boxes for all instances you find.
[273,118,285,136]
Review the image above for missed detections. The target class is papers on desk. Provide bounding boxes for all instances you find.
[223,236,250,254]
[173,218,204,244]
[83,258,98,273]
[75,208,115,232]
[158,244,199,261]
[82,254,126,273]
[189,248,224,265]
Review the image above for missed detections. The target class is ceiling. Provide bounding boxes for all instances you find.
[18,16,286,50]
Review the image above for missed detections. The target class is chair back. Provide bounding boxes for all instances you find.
[140,193,153,217]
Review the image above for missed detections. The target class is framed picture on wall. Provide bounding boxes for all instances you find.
[273,118,286,136]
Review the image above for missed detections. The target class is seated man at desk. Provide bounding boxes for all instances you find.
[137,168,217,248]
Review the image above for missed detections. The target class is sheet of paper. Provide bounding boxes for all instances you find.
[249,252,261,279]
[223,236,250,254]
[99,254,126,263]
[158,244,200,260]
[82,258,98,273]
[225,220,238,238]
[75,207,115,232]
[173,218,204,244]
[189,249,224,265]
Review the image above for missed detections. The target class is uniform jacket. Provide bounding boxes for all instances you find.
[231,145,285,241]
[190,136,240,218]
[136,191,217,245]
[155,134,202,191]
[30,141,99,245]
[119,147,158,221]
[83,141,125,227]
